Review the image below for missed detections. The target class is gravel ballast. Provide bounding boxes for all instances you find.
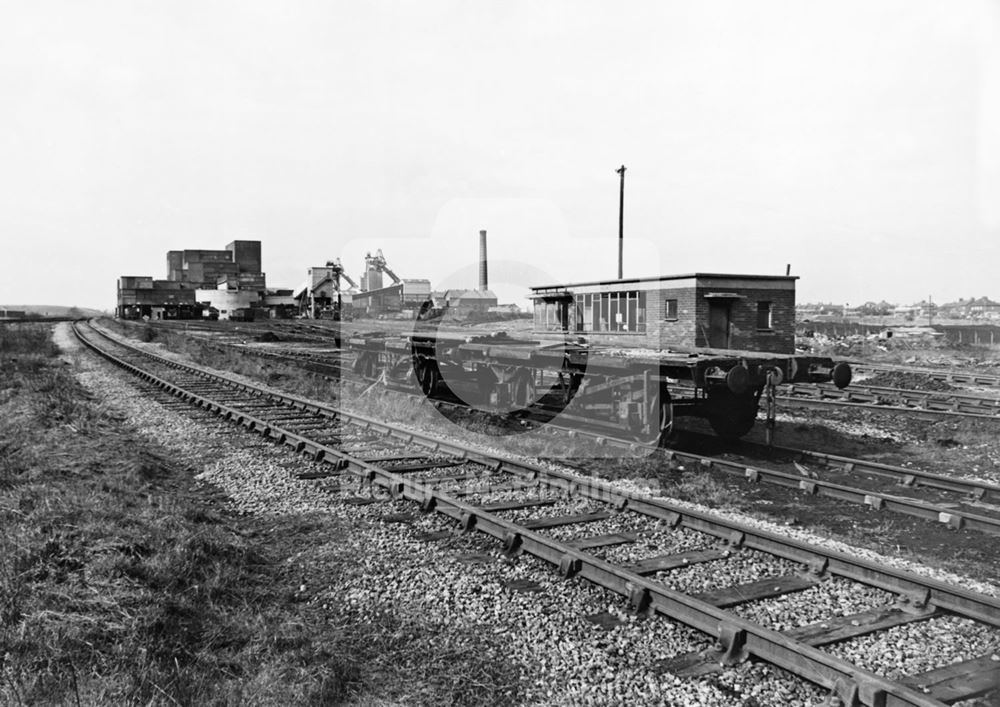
[55,324,1000,706]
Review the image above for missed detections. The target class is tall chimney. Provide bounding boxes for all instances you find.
[478,229,488,291]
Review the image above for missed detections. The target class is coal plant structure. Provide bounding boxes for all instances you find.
[116,240,279,321]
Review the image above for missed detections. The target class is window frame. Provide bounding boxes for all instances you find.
[756,300,773,330]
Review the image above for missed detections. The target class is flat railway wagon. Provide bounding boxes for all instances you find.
[348,329,852,442]
[349,271,853,442]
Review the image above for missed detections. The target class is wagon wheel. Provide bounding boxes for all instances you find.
[414,357,440,396]
[705,388,759,439]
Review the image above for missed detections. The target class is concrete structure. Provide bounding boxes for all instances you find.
[530,273,796,354]
[196,279,262,321]
[116,276,199,320]
[118,240,267,319]
[262,289,298,319]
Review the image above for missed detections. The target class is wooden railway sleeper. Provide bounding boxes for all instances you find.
[74,323,1000,705]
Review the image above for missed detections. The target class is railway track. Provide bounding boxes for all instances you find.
[778,382,1000,420]
[127,324,1000,537]
[851,364,1000,390]
[137,319,1000,425]
[74,320,1000,706]
[134,319,1000,427]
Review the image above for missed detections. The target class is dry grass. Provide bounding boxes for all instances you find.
[1,323,523,706]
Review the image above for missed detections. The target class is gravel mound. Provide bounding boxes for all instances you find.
[860,371,958,392]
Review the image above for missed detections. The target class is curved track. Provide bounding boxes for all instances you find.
[75,320,1000,706]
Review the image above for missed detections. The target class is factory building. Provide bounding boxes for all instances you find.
[423,229,497,318]
[431,289,497,316]
[116,276,200,320]
[117,240,268,320]
[262,289,298,319]
[530,273,796,354]
[165,241,262,288]
[293,262,358,319]
[352,280,432,317]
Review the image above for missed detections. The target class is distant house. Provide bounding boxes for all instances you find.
[938,297,1000,319]
[0,309,27,319]
[893,300,937,320]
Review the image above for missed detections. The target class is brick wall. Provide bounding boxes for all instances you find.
[648,286,698,349]
[531,277,795,354]
[693,287,795,353]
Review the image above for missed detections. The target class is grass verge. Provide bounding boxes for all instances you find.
[0,323,523,706]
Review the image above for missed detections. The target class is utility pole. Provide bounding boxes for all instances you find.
[616,165,626,279]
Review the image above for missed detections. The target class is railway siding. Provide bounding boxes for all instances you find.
[72,321,1000,706]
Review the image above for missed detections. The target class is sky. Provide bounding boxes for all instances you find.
[2,0,999,311]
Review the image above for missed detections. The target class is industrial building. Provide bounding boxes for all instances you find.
[353,280,432,317]
[117,240,268,320]
[294,250,433,319]
[116,229,509,322]
[530,272,796,353]
[426,229,497,317]
[293,259,358,319]
[349,250,432,317]
[431,289,497,316]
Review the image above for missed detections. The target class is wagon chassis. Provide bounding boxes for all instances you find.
[349,331,852,443]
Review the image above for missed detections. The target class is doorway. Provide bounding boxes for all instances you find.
[707,300,732,348]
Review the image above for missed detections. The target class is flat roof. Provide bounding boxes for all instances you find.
[530,272,798,291]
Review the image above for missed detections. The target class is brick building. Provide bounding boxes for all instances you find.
[530,273,796,354]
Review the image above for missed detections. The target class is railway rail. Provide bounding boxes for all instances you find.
[851,364,1000,390]
[777,382,1000,420]
[134,319,1000,426]
[75,320,1000,706]
[126,323,1000,536]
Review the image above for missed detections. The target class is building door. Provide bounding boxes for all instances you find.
[558,300,570,331]
[707,300,731,348]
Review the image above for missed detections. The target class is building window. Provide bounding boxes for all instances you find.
[665,298,678,320]
[757,301,773,329]
[576,291,645,333]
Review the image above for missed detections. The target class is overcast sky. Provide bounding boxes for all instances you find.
[2,1,998,311]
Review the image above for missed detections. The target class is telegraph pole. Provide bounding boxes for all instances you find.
[616,165,626,279]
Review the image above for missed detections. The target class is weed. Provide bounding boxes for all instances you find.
[1,324,525,705]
